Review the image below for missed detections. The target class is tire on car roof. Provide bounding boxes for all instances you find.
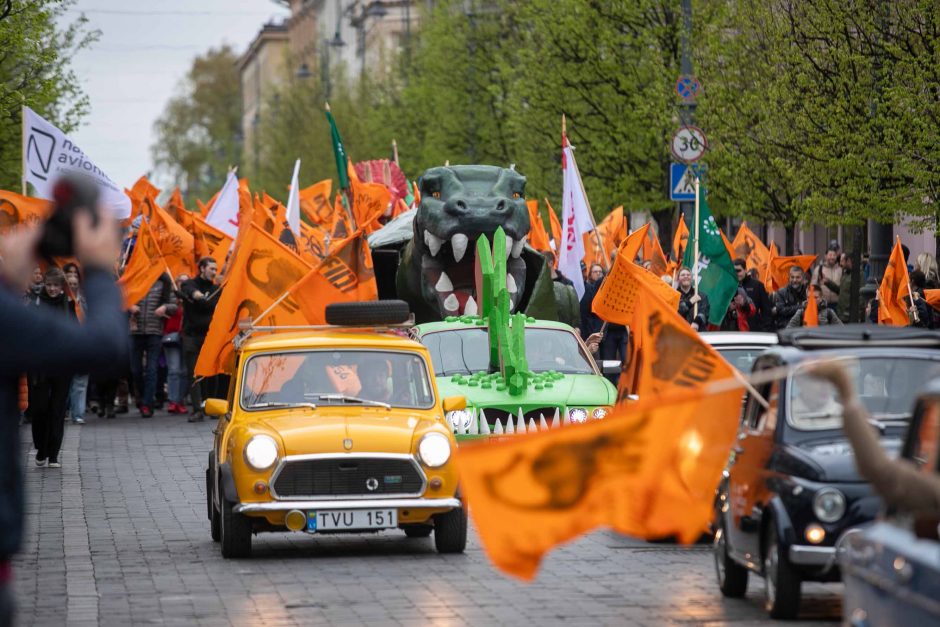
[325,300,412,326]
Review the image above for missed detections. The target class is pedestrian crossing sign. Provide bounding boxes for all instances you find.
[670,163,706,201]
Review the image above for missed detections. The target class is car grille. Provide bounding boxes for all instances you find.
[272,457,425,498]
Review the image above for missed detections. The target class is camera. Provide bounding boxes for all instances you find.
[37,174,101,260]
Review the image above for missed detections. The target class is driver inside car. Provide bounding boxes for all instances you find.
[358,360,393,404]
[791,374,843,419]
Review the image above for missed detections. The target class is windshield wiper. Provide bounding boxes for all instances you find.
[315,394,390,410]
[247,402,317,410]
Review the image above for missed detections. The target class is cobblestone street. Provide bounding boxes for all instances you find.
[14,413,841,626]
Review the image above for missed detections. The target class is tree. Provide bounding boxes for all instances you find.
[151,46,241,205]
[0,0,97,191]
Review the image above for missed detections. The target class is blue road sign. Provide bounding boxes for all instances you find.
[670,163,706,201]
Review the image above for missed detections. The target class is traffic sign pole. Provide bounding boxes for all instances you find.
[692,174,700,321]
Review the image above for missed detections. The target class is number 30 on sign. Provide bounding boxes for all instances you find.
[671,126,707,163]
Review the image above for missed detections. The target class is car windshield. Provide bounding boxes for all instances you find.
[240,350,435,410]
[788,356,940,430]
[717,347,767,373]
[421,327,595,376]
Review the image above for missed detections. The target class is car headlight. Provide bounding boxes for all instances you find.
[418,432,451,467]
[812,488,846,523]
[592,407,611,420]
[446,409,473,432]
[244,435,279,471]
[568,407,588,424]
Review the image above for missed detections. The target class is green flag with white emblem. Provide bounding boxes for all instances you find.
[682,184,737,326]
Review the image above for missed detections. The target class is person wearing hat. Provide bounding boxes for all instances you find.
[811,241,843,311]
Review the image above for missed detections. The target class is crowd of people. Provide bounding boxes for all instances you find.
[21,237,227,469]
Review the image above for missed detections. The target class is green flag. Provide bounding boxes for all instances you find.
[682,183,737,326]
[324,105,349,191]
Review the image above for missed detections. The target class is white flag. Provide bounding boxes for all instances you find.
[205,171,240,238]
[22,106,131,219]
[558,136,595,299]
[285,159,301,237]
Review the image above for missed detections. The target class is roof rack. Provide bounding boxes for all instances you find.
[778,324,940,349]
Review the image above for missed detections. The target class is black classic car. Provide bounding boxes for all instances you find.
[840,379,940,626]
[713,326,940,619]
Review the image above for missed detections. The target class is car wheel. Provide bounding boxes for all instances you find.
[403,524,433,538]
[433,507,467,554]
[763,531,801,619]
[220,490,252,558]
[713,520,748,598]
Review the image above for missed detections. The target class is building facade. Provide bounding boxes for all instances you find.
[238,21,289,177]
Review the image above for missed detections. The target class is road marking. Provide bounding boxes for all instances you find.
[62,424,99,627]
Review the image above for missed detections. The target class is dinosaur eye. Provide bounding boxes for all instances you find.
[432,191,441,199]
[512,192,522,199]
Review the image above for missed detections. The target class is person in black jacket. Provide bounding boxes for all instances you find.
[0,211,126,626]
[180,257,221,422]
[772,266,807,329]
[128,274,177,417]
[734,258,772,331]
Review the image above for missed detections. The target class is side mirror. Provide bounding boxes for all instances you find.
[204,398,230,417]
[601,360,621,376]
[442,395,467,413]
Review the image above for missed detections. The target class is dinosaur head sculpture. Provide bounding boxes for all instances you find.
[412,165,531,317]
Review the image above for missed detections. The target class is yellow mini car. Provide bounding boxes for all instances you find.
[205,301,467,558]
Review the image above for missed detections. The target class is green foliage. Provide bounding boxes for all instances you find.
[0,0,97,191]
[151,46,242,205]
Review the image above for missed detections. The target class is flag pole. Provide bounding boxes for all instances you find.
[692,174,701,320]
[391,139,399,165]
[21,104,27,196]
[563,114,611,271]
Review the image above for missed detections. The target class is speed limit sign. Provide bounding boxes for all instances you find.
[671,126,707,163]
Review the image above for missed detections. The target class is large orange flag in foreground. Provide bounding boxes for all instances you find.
[195,224,313,377]
[878,237,913,326]
[117,219,167,308]
[731,222,770,274]
[526,200,551,252]
[0,190,52,232]
[460,257,742,579]
[803,285,819,327]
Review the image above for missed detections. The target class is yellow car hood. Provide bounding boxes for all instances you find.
[254,409,431,456]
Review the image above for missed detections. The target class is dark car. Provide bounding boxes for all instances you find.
[840,380,940,626]
[712,325,940,619]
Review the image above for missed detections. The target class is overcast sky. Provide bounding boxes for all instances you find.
[63,1,289,192]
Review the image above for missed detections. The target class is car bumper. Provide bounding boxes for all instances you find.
[233,497,461,514]
[789,545,835,566]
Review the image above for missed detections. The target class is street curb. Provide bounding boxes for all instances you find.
[62,423,99,627]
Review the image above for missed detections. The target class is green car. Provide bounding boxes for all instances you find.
[413,317,618,439]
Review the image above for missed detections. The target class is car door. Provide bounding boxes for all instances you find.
[726,374,779,565]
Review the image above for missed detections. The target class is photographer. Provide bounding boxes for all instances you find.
[0,200,127,625]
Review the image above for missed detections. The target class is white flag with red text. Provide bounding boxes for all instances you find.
[558,135,594,299]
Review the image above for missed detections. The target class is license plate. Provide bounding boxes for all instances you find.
[307,509,397,532]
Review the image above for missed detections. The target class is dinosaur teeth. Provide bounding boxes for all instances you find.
[505,236,513,258]
[511,236,526,258]
[424,230,443,256]
[442,293,459,312]
[435,272,454,292]
[506,274,517,294]
[463,295,478,315]
[451,233,469,263]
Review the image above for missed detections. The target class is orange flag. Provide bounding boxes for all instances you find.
[620,223,651,264]
[463,260,742,579]
[925,289,940,312]
[299,179,334,226]
[526,200,551,252]
[145,198,195,277]
[0,190,52,232]
[195,224,313,377]
[803,284,819,327]
[585,206,624,267]
[117,219,167,308]
[731,222,770,274]
[878,237,913,326]
[672,216,689,261]
[644,231,669,277]
[190,214,233,267]
[298,221,330,263]
[349,165,391,235]
[166,188,186,221]
[545,198,562,255]
[761,242,815,293]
